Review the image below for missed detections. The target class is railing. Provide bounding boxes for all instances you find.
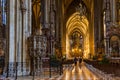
[109,57,120,64]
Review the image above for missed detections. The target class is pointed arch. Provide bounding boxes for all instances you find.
[66,12,90,59]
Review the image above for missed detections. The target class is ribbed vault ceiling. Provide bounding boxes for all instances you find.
[64,0,91,13]
[66,12,88,36]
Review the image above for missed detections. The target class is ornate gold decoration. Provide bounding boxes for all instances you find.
[66,12,90,59]
[32,0,41,32]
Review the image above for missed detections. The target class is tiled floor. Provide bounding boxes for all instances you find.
[2,62,120,80]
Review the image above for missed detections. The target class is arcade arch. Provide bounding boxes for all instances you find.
[66,12,90,59]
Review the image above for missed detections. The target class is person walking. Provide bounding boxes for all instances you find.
[79,57,82,63]
[74,57,78,66]
[79,57,82,68]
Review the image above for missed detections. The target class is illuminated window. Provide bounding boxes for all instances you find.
[0,0,6,24]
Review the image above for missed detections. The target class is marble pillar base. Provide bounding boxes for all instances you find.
[8,62,30,77]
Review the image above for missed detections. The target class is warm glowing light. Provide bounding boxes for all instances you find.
[66,12,90,59]
[79,49,81,52]
[65,69,71,80]
[72,48,74,52]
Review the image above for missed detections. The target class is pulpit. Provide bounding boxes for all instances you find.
[27,35,47,77]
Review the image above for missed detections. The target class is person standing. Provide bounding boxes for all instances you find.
[74,57,78,66]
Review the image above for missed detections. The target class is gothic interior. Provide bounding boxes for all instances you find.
[0,0,120,77]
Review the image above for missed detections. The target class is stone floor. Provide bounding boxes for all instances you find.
[85,60,120,77]
[1,61,120,80]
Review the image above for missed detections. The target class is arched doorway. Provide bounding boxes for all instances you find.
[61,0,94,60]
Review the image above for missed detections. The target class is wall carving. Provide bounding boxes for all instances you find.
[107,26,120,57]
[107,26,120,37]
[27,35,47,75]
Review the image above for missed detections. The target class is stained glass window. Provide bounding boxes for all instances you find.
[0,0,6,25]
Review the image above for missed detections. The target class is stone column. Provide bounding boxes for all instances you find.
[44,0,50,28]
[4,0,9,77]
[8,0,16,77]
[19,0,26,76]
[19,0,32,76]
[41,0,50,35]
[8,0,32,76]
[41,0,51,57]
[25,0,32,75]
[55,0,60,41]
[106,38,110,57]
[104,0,111,24]
[23,0,32,76]
[112,0,116,23]
[8,0,15,64]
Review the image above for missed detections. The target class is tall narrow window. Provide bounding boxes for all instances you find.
[0,0,6,24]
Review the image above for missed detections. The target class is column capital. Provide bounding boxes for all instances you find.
[20,0,26,13]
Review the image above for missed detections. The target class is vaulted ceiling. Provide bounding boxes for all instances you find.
[64,0,92,12]
[65,0,91,58]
